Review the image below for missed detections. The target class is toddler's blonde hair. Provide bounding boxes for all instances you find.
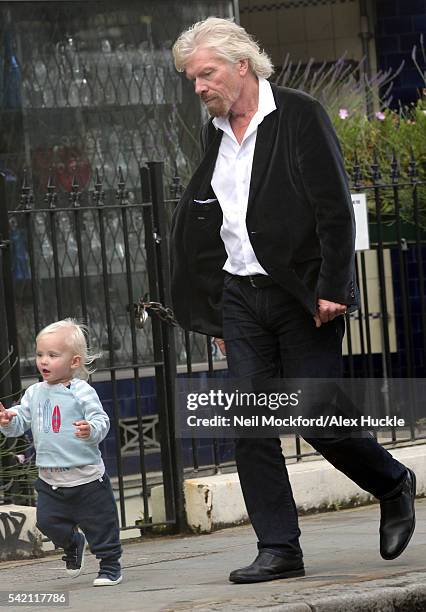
[36,318,101,380]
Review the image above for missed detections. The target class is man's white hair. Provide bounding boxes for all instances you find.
[36,318,101,380]
[172,16,274,79]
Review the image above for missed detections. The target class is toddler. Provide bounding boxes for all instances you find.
[0,319,122,586]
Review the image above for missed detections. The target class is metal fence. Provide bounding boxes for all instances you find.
[0,149,426,532]
[0,163,185,532]
[165,151,426,470]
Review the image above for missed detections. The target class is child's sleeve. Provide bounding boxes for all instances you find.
[0,387,33,437]
[75,381,110,444]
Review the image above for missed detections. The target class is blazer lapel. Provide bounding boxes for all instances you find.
[189,128,223,199]
[247,109,278,212]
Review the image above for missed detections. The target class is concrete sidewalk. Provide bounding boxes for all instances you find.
[1,499,425,612]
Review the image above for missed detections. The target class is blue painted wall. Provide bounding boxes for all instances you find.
[375,0,426,106]
[94,369,236,478]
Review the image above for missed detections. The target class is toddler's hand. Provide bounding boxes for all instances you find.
[0,403,17,426]
[73,420,91,438]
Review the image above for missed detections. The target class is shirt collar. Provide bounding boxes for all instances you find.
[212,77,276,134]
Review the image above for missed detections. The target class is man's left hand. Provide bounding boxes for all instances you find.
[213,338,226,356]
[314,299,347,328]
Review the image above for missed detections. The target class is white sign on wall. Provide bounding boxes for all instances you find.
[351,193,370,251]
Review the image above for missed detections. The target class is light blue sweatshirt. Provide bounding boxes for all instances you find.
[0,379,110,468]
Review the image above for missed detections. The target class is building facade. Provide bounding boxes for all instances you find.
[239,0,426,107]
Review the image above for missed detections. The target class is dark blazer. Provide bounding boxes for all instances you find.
[170,84,359,338]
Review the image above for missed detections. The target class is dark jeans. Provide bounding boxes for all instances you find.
[222,273,407,560]
[35,473,122,572]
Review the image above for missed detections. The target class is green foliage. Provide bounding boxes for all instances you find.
[1,370,36,505]
[0,433,37,505]
[331,96,426,227]
[332,100,426,178]
[275,52,426,227]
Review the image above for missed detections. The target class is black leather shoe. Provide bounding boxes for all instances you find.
[380,468,416,560]
[229,552,305,583]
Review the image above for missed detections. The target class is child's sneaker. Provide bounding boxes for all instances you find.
[62,532,85,578]
[93,571,122,586]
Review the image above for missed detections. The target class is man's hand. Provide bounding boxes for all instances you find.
[0,402,17,426]
[314,299,347,328]
[73,420,91,438]
[213,338,226,356]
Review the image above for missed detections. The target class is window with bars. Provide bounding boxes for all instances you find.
[0,0,233,201]
[0,0,233,374]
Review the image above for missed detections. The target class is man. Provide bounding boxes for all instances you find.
[170,17,415,583]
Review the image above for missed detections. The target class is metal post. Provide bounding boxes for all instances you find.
[147,162,185,531]
[0,248,12,406]
[117,168,151,525]
[0,173,21,399]
[0,173,17,503]
[141,174,176,525]
[44,176,63,319]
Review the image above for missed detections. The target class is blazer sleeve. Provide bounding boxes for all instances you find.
[296,99,356,305]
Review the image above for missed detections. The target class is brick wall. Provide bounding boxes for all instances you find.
[375,0,426,106]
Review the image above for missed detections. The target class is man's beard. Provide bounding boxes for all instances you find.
[203,96,229,117]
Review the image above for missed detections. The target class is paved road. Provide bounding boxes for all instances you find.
[1,499,426,611]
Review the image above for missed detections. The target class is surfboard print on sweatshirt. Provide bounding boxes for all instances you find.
[42,399,51,433]
[52,405,61,433]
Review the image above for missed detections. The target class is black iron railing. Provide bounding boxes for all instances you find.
[0,149,425,529]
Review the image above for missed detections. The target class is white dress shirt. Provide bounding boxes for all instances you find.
[211,77,277,276]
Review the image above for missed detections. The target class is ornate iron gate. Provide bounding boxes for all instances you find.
[0,165,184,532]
